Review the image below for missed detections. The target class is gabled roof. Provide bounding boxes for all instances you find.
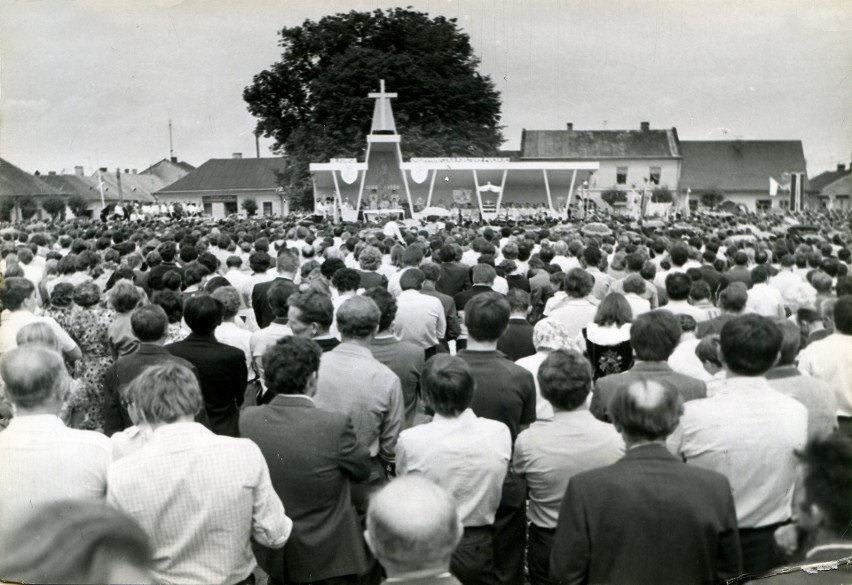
[520,128,681,159]
[809,165,851,192]
[141,158,195,174]
[679,140,808,192]
[0,158,60,197]
[39,174,100,201]
[156,158,287,194]
[98,172,160,203]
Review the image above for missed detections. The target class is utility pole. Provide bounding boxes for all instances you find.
[116,168,124,204]
[169,118,175,161]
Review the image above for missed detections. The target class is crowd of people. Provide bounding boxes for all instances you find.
[0,206,850,585]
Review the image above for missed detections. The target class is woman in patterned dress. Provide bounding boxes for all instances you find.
[43,282,76,334]
[65,282,115,431]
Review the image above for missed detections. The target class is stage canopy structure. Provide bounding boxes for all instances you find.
[310,80,599,221]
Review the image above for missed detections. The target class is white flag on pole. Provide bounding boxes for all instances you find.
[769,177,780,197]
[96,169,106,208]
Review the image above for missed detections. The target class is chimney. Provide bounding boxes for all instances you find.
[124,168,129,174]
[170,156,178,163]
[232,152,243,159]
[640,121,650,131]
[566,122,573,131]
[838,164,846,172]
[99,167,108,172]
[75,165,84,176]
[48,171,56,176]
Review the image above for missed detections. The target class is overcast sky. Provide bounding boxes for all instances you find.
[1,0,849,177]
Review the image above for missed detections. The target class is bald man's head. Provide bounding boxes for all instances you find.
[0,346,68,410]
[365,476,463,576]
[609,380,683,442]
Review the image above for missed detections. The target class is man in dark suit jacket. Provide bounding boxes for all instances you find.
[696,283,748,339]
[497,289,535,361]
[592,310,706,422]
[103,304,206,436]
[697,250,724,296]
[252,249,298,328]
[241,337,372,585]
[551,380,741,585]
[719,251,753,291]
[167,295,247,437]
[436,244,471,297]
[421,262,461,350]
[453,264,497,311]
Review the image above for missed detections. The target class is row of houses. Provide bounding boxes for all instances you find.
[2,128,850,220]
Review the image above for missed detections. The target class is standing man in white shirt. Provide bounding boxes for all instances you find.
[746,265,786,318]
[798,295,852,440]
[396,355,511,584]
[394,269,446,359]
[668,314,808,575]
[108,362,291,585]
[0,346,112,532]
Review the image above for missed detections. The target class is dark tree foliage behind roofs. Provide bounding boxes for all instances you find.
[244,8,504,209]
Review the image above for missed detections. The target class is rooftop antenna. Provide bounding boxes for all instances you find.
[169,118,175,162]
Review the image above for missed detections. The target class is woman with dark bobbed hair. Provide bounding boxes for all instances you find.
[579,292,634,379]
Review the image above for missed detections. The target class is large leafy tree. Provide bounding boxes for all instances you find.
[244,8,504,209]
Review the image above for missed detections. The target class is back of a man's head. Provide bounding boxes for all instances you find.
[332,268,361,294]
[609,380,683,442]
[795,435,852,539]
[276,249,299,275]
[471,263,496,286]
[630,310,682,361]
[719,283,748,313]
[366,476,463,577]
[538,350,593,412]
[421,355,475,417]
[182,294,223,336]
[0,346,66,409]
[337,296,381,340]
[465,292,510,342]
[0,277,35,312]
[400,268,425,292]
[771,317,801,367]
[401,244,424,267]
[720,314,782,376]
[127,362,202,425]
[834,295,852,335]
[262,336,322,397]
[665,273,692,301]
[131,304,169,343]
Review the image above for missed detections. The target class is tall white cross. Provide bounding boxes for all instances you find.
[368,79,398,134]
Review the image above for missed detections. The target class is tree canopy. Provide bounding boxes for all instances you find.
[244,7,504,209]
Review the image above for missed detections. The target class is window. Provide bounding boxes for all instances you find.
[649,167,661,185]
[263,201,273,216]
[757,199,773,211]
[616,167,628,185]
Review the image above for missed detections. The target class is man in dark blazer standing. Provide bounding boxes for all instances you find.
[436,244,471,297]
[550,380,741,585]
[252,248,298,329]
[497,289,535,361]
[592,310,706,422]
[103,304,206,436]
[167,294,247,437]
[241,336,372,585]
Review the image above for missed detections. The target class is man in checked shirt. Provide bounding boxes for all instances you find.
[107,362,292,585]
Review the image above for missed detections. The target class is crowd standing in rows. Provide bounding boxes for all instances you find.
[0,208,851,585]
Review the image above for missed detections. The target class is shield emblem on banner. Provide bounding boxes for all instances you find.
[410,165,429,185]
[340,166,358,185]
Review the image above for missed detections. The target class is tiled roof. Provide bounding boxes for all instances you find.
[520,128,681,159]
[99,172,160,203]
[156,158,287,194]
[39,174,99,201]
[0,158,60,197]
[809,166,851,192]
[679,140,808,192]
